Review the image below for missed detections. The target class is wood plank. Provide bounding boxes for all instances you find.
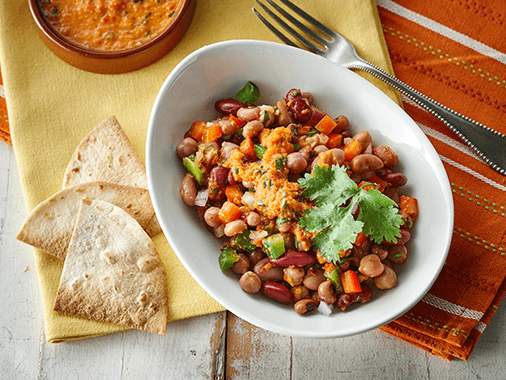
[226,313,291,379]
[40,313,225,379]
[0,144,41,379]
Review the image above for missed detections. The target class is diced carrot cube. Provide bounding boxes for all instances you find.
[400,195,418,220]
[341,270,362,294]
[225,185,243,205]
[327,133,343,148]
[188,121,206,141]
[354,232,367,247]
[202,124,223,143]
[228,114,246,128]
[343,139,362,161]
[240,137,256,160]
[315,114,337,135]
[218,201,242,223]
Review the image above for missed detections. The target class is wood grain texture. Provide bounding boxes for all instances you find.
[1,142,505,380]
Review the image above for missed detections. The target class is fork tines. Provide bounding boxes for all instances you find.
[253,0,337,54]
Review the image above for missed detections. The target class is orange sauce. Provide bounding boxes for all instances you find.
[38,0,182,51]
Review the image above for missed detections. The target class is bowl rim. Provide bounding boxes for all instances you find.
[146,39,454,337]
[27,0,193,59]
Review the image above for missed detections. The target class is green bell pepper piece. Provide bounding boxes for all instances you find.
[254,144,266,160]
[182,157,203,185]
[232,230,256,253]
[219,247,239,271]
[263,233,286,259]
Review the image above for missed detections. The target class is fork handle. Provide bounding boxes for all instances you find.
[346,61,506,175]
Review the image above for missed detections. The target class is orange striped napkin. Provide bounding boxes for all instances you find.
[0,70,9,143]
[377,0,505,360]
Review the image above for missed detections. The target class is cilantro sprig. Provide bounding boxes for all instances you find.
[298,165,402,263]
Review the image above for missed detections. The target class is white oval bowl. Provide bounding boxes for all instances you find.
[146,40,453,338]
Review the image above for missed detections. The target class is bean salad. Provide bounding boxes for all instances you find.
[177,82,419,316]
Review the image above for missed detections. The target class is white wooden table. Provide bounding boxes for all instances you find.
[1,141,504,379]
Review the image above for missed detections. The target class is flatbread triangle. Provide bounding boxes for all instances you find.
[54,199,168,334]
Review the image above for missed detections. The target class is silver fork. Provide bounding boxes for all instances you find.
[253,0,506,175]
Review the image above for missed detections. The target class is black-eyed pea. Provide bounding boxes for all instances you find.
[318,280,337,304]
[294,298,319,315]
[246,211,261,227]
[276,100,292,126]
[358,254,385,278]
[204,207,222,228]
[239,271,262,294]
[283,266,305,286]
[287,152,308,174]
[313,145,328,155]
[388,245,408,264]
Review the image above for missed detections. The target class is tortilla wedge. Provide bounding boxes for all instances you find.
[63,116,147,189]
[16,182,155,260]
[54,199,168,335]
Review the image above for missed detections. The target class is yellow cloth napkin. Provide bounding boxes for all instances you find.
[0,0,398,342]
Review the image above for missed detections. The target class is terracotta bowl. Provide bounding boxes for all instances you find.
[28,0,196,74]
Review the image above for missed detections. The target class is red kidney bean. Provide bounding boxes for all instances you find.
[285,88,302,102]
[214,98,245,115]
[303,268,325,291]
[288,97,312,124]
[209,166,229,188]
[271,251,316,267]
[307,106,325,126]
[262,281,293,304]
[397,229,411,245]
[336,293,354,311]
[383,172,407,187]
[373,145,399,168]
[383,186,400,204]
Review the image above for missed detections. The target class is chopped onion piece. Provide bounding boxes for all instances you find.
[195,189,209,207]
[318,302,334,316]
[242,191,255,209]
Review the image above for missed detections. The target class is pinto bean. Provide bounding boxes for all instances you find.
[220,142,239,160]
[232,254,250,275]
[209,166,229,188]
[287,152,308,174]
[294,299,319,315]
[224,220,247,237]
[353,131,371,147]
[254,258,283,281]
[243,120,264,139]
[371,244,389,260]
[215,98,245,115]
[373,145,399,168]
[204,207,222,228]
[351,154,384,173]
[313,145,328,155]
[262,281,293,304]
[334,115,349,131]
[176,137,198,158]
[374,266,398,289]
[180,174,197,206]
[249,250,266,266]
[218,118,239,136]
[288,97,312,124]
[318,280,337,304]
[213,224,225,238]
[384,172,407,187]
[303,268,326,290]
[237,107,260,121]
[358,254,385,278]
[329,148,345,166]
[239,271,262,294]
[246,212,261,227]
[276,100,293,126]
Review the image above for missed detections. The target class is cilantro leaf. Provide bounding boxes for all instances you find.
[298,165,403,263]
[312,206,363,262]
[298,165,357,207]
[357,189,403,243]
